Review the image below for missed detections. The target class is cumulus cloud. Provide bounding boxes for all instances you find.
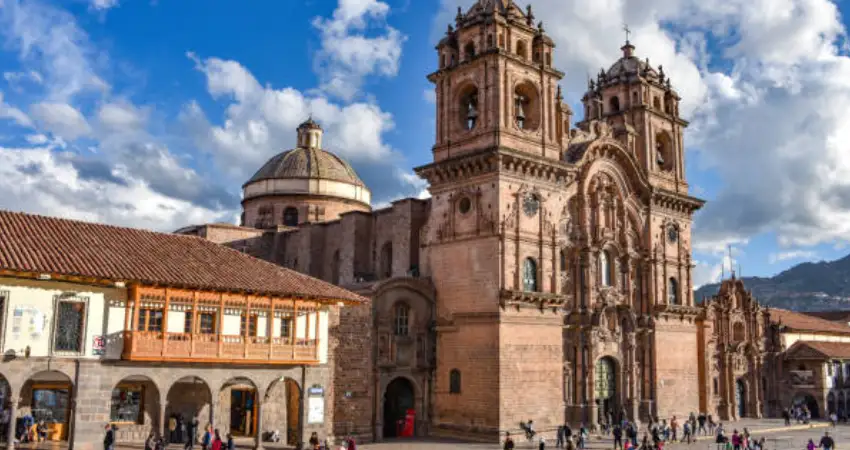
[90,0,120,11]
[312,0,406,100]
[436,0,850,255]
[0,144,224,231]
[0,92,33,128]
[30,102,91,140]
[183,53,417,205]
[0,0,109,102]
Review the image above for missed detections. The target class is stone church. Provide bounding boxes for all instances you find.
[178,0,849,444]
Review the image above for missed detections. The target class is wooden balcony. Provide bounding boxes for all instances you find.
[122,331,320,364]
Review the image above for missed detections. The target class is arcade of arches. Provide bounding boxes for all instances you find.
[0,363,312,449]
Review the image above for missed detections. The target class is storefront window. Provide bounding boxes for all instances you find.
[110,386,143,423]
[32,387,70,425]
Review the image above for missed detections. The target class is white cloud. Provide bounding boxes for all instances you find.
[693,250,739,289]
[0,91,33,128]
[0,144,222,232]
[90,0,120,11]
[768,250,817,264]
[184,54,396,181]
[30,102,91,140]
[423,89,436,104]
[0,0,109,102]
[435,0,850,251]
[396,170,430,199]
[96,101,148,133]
[312,0,406,100]
[3,70,43,88]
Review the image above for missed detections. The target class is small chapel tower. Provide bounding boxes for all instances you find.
[578,37,688,194]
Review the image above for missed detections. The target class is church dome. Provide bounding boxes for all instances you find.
[605,42,658,80]
[242,118,371,211]
[246,147,366,187]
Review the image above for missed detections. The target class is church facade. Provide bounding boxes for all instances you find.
[178,0,850,444]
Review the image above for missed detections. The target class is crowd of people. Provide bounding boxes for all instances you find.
[101,419,357,450]
[505,411,840,450]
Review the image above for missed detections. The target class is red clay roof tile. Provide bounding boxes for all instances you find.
[0,210,366,304]
[769,308,850,335]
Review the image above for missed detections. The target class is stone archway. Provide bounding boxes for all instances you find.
[219,377,258,437]
[793,393,820,419]
[165,375,212,440]
[111,375,161,443]
[383,377,415,438]
[21,370,74,441]
[262,378,301,446]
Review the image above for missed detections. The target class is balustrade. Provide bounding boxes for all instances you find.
[123,331,319,363]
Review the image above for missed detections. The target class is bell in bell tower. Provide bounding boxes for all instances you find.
[427,0,570,163]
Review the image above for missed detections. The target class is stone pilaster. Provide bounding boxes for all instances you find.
[6,397,17,450]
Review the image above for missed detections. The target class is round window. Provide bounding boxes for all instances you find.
[458,197,472,214]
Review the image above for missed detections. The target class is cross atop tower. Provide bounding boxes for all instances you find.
[621,24,635,57]
[623,24,631,43]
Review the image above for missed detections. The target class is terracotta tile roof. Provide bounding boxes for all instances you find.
[787,341,850,360]
[769,308,850,335]
[805,311,850,323]
[0,210,366,304]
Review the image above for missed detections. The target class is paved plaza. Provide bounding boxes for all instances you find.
[2,419,842,450]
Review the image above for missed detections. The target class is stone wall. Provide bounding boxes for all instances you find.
[654,321,700,419]
[329,304,373,441]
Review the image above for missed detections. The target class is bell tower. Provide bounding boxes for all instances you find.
[578,39,689,193]
[429,0,570,162]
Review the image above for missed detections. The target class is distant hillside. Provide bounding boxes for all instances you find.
[694,254,850,311]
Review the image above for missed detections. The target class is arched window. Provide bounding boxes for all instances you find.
[668,277,679,304]
[464,42,476,60]
[380,242,393,279]
[487,34,494,48]
[283,207,299,227]
[255,206,273,228]
[560,249,567,272]
[499,34,506,49]
[440,54,446,68]
[545,53,552,67]
[331,250,340,285]
[655,132,673,171]
[449,369,461,394]
[522,258,538,292]
[394,303,409,336]
[632,91,638,106]
[600,251,611,287]
[609,96,620,113]
[653,96,661,110]
[713,378,719,395]
[516,40,528,60]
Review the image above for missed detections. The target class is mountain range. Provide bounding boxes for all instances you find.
[694,253,850,311]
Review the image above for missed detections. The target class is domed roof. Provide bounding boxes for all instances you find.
[246,147,365,187]
[605,42,658,79]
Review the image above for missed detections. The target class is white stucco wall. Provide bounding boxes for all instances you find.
[782,332,850,349]
[0,276,125,359]
[0,277,331,363]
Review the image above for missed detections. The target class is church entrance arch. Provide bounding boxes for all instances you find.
[383,377,415,438]
[792,393,820,419]
[595,357,617,424]
[735,379,746,418]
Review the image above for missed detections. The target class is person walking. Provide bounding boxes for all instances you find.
[557,424,565,448]
[698,413,707,436]
[819,431,835,450]
[202,425,212,450]
[670,416,679,443]
[731,430,742,450]
[682,421,692,445]
[225,432,234,450]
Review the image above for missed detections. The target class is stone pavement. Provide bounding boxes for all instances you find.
[2,420,843,450]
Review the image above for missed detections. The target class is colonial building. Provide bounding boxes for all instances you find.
[0,210,366,450]
[175,0,850,445]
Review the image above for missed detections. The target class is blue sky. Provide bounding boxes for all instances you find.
[1,0,850,289]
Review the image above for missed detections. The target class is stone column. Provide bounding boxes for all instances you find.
[210,399,218,428]
[6,397,18,450]
[160,400,167,439]
[254,399,264,450]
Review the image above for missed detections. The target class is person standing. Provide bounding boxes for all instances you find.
[613,423,623,450]
[556,424,565,448]
[103,424,115,450]
[670,416,678,443]
[504,432,515,450]
[539,436,546,450]
[682,421,691,445]
[202,424,212,450]
[211,430,222,450]
[185,418,197,450]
